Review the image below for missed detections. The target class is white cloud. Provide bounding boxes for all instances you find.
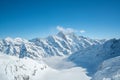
[56,26,86,34]
[56,26,76,34]
[80,30,85,33]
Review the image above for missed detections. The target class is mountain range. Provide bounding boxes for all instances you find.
[0,31,120,80]
[0,31,104,58]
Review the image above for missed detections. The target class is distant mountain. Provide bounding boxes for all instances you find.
[0,37,44,59]
[0,31,104,59]
[31,31,103,56]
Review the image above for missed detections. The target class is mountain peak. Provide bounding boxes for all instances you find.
[4,37,13,42]
[56,31,69,41]
[57,31,65,36]
[57,31,76,38]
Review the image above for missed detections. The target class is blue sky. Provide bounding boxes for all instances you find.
[0,0,120,39]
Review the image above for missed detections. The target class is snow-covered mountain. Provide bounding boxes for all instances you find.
[69,38,120,75]
[0,53,91,80]
[30,31,103,56]
[0,31,103,58]
[0,31,119,80]
[0,53,48,80]
[0,37,44,59]
[92,56,120,80]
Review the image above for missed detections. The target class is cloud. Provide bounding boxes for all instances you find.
[56,26,86,34]
[56,26,76,34]
[80,30,85,33]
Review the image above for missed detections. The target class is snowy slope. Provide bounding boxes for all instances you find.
[69,39,120,75]
[92,56,120,80]
[41,67,91,80]
[0,53,48,80]
[0,53,91,80]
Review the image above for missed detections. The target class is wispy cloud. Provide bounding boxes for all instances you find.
[80,30,86,33]
[56,26,76,34]
[56,26,86,34]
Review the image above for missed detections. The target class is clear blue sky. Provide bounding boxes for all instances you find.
[0,0,120,39]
